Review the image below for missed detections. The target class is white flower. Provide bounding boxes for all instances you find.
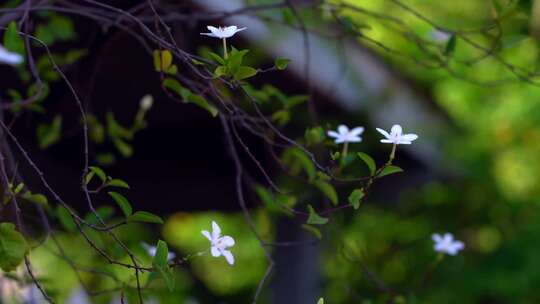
[142,242,176,261]
[429,29,452,43]
[200,26,246,39]
[140,94,154,111]
[202,221,235,265]
[376,124,418,145]
[327,124,364,144]
[432,233,464,256]
[0,45,23,66]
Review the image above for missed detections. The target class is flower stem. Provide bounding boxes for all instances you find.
[222,38,228,59]
[387,144,397,165]
[340,142,349,168]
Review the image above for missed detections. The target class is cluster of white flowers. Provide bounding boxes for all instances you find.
[327,124,419,146]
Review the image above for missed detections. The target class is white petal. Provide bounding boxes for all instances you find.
[220,236,235,247]
[443,233,453,243]
[327,131,340,138]
[401,134,418,142]
[211,246,221,257]
[202,230,212,241]
[337,125,349,135]
[380,139,394,144]
[335,138,346,144]
[432,233,442,243]
[349,127,365,136]
[212,221,221,239]
[222,250,235,265]
[346,136,362,143]
[200,32,218,37]
[390,125,403,136]
[396,140,412,145]
[376,128,391,139]
[167,252,176,260]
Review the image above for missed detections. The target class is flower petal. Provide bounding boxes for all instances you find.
[327,131,340,138]
[201,230,212,241]
[220,236,235,247]
[222,250,235,265]
[380,139,394,144]
[337,125,349,135]
[432,233,442,243]
[376,128,391,139]
[211,246,221,257]
[401,134,418,142]
[349,127,365,136]
[390,124,403,136]
[212,221,221,239]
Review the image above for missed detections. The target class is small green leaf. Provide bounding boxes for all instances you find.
[348,189,364,209]
[214,66,228,78]
[153,50,173,72]
[317,298,324,304]
[153,240,169,268]
[106,179,130,189]
[207,52,225,65]
[56,206,77,232]
[234,66,258,81]
[306,204,328,225]
[187,94,219,117]
[89,166,107,182]
[0,223,28,272]
[378,165,403,178]
[108,192,133,217]
[113,138,133,157]
[305,127,325,146]
[37,115,62,149]
[274,58,290,70]
[21,192,48,206]
[128,211,164,224]
[155,264,175,291]
[4,22,24,55]
[444,35,457,56]
[313,180,338,206]
[301,224,322,239]
[357,152,376,174]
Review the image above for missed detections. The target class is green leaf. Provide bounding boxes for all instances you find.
[153,50,173,72]
[357,152,376,174]
[56,206,77,232]
[0,223,28,272]
[153,240,169,268]
[227,48,249,73]
[186,94,218,117]
[317,298,324,304]
[89,166,107,182]
[301,224,322,239]
[282,148,316,181]
[306,204,328,225]
[444,35,457,56]
[207,52,225,65]
[128,211,164,224]
[113,138,133,157]
[378,165,403,178]
[274,58,290,70]
[37,115,62,149]
[155,263,175,291]
[4,21,24,55]
[305,126,325,146]
[313,180,338,206]
[234,66,258,81]
[108,192,133,217]
[348,189,364,209]
[106,179,130,189]
[214,66,228,78]
[21,192,48,206]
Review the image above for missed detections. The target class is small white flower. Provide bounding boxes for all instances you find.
[140,94,154,111]
[376,124,418,145]
[200,26,246,39]
[429,29,452,43]
[432,233,464,256]
[202,221,235,265]
[142,243,176,261]
[327,124,364,144]
[0,45,23,66]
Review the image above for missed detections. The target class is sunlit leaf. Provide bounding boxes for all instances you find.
[378,165,403,178]
[307,204,328,225]
[108,191,133,217]
[0,223,28,272]
[348,189,364,210]
[128,211,164,224]
[313,180,338,205]
[357,152,376,174]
